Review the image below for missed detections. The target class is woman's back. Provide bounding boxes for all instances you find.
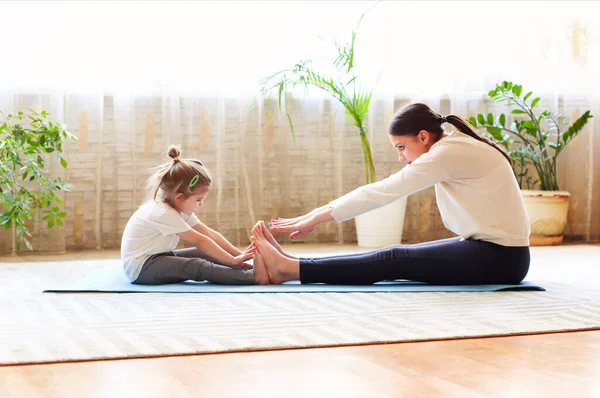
[433,131,530,246]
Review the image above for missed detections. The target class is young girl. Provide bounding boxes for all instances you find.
[253,103,531,285]
[121,146,269,285]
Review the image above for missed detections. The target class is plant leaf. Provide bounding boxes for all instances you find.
[285,111,295,143]
[486,127,503,140]
[563,110,593,144]
[512,85,522,97]
[499,114,506,127]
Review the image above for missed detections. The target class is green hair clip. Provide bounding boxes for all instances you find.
[189,175,200,188]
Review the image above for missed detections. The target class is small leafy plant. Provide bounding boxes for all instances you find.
[468,81,592,190]
[0,110,76,251]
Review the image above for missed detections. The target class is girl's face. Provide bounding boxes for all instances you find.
[388,130,438,165]
[173,185,211,215]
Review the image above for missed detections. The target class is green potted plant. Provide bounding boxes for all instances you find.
[257,8,406,247]
[0,110,76,252]
[468,81,592,245]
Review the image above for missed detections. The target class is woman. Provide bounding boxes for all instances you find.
[252,103,531,285]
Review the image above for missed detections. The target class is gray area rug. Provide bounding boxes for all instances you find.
[1,250,599,365]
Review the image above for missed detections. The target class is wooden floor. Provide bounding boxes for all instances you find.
[1,332,599,397]
[1,244,599,397]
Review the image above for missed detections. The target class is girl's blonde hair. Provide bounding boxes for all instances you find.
[147,146,212,205]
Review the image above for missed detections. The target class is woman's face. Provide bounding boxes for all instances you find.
[388,130,438,165]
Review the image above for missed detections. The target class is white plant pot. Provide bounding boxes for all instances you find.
[355,197,408,248]
[521,190,570,246]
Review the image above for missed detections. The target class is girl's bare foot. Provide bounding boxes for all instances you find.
[252,251,270,285]
[253,224,300,284]
[258,221,298,260]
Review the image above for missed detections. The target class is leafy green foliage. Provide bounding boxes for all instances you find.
[257,8,377,184]
[0,110,76,251]
[469,81,592,191]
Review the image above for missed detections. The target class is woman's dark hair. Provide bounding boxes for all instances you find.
[388,103,512,165]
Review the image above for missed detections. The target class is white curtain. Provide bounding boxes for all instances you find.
[1,1,598,253]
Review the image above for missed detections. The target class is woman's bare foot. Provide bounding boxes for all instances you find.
[258,221,298,260]
[253,225,300,284]
[252,251,270,285]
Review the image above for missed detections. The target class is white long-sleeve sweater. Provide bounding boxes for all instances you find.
[329,131,531,247]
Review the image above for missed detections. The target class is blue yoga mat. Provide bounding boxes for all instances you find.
[43,266,545,293]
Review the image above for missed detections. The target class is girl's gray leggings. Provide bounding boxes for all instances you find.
[133,247,254,285]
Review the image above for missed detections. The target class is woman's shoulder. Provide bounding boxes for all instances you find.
[436,130,492,154]
[438,130,472,145]
[434,130,506,173]
[424,132,464,160]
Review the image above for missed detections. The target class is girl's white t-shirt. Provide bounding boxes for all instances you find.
[120,201,201,281]
[329,131,531,247]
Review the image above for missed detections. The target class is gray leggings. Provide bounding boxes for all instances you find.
[133,247,255,285]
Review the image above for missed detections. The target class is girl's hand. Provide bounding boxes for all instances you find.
[230,244,255,269]
[242,242,255,254]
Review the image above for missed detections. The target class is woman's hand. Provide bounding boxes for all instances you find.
[269,206,334,239]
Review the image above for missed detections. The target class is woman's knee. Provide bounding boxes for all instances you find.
[377,245,409,261]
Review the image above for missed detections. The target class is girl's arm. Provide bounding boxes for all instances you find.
[192,222,242,256]
[177,229,253,269]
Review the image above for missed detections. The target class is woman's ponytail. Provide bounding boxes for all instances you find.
[445,115,512,166]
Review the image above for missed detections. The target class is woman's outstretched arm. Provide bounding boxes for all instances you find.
[271,147,450,239]
[269,206,334,239]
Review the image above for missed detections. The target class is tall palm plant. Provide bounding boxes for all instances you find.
[257,10,376,184]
